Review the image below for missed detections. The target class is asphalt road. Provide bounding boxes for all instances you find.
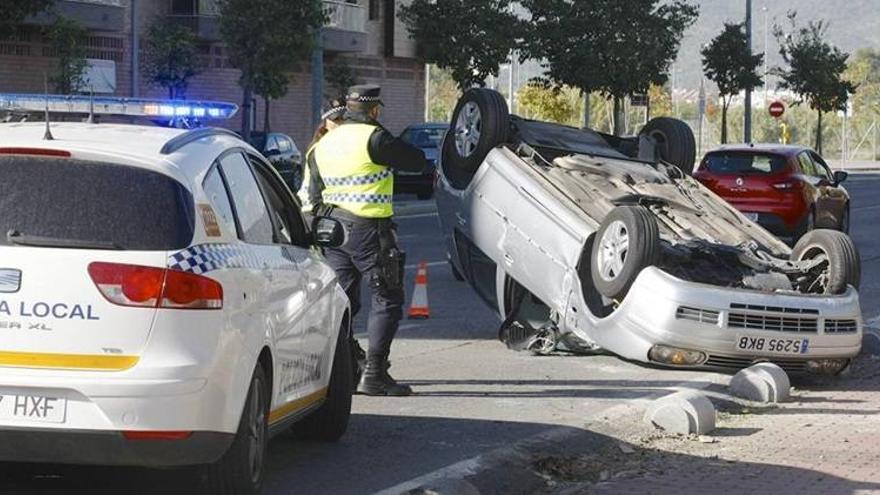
[3,174,880,495]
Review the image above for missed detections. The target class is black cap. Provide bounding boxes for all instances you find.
[321,99,346,121]
[346,84,384,106]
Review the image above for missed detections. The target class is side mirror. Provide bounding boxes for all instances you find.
[264,148,282,157]
[311,216,346,248]
[833,170,848,185]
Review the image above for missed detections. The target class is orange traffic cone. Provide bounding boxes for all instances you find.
[408,261,430,319]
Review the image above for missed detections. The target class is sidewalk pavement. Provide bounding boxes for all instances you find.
[534,353,880,495]
[830,160,880,172]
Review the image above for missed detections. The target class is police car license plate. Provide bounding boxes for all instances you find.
[735,334,810,356]
[744,212,759,222]
[0,394,67,423]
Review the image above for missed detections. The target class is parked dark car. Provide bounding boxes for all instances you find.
[249,132,303,192]
[694,144,850,240]
[396,123,447,200]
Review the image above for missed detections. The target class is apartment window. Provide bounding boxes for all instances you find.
[170,0,196,15]
[369,0,381,20]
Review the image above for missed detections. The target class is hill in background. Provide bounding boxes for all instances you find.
[673,0,878,91]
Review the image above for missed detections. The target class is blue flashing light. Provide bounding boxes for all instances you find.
[0,94,239,123]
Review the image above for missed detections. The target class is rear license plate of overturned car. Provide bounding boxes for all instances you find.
[735,335,810,355]
[0,394,67,423]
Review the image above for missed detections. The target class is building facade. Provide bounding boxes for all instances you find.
[0,0,425,148]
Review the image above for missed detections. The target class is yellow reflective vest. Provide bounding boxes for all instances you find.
[312,123,394,218]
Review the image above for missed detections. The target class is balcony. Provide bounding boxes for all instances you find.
[166,0,221,41]
[25,0,124,32]
[322,0,367,53]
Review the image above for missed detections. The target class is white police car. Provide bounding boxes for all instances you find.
[0,95,352,494]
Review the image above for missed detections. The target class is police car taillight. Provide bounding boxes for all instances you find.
[88,262,223,310]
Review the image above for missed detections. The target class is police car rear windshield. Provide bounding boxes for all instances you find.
[0,156,195,250]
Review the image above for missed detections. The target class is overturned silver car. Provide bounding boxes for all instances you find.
[436,89,862,375]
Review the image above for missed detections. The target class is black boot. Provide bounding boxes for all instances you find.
[357,356,412,396]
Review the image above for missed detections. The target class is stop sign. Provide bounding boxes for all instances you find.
[769,101,785,118]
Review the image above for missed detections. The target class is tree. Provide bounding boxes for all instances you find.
[399,0,520,91]
[845,48,880,120]
[426,66,461,122]
[773,12,857,154]
[0,0,53,39]
[217,0,326,140]
[701,22,763,144]
[516,82,582,126]
[46,15,88,95]
[325,61,358,101]
[521,0,698,135]
[143,22,202,99]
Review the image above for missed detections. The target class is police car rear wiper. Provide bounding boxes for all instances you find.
[6,230,122,250]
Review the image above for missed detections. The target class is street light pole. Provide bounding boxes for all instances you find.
[763,4,769,104]
[131,0,139,97]
[310,28,324,129]
[744,0,753,143]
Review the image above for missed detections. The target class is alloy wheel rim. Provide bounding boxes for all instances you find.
[598,220,629,282]
[455,102,482,158]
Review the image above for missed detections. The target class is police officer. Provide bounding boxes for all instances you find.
[299,100,346,213]
[309,84,425,396]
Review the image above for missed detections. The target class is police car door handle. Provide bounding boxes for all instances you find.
[261,264,274,281]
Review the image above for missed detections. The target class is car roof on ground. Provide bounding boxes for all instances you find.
[707,143,809,157]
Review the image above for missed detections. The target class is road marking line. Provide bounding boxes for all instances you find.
[396,212,439,220]
[404,260,446,270]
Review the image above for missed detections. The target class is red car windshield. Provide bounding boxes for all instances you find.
[703,152,788,175]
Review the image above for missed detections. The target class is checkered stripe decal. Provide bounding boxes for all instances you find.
[324,192,393,204]
[168,244,296,275]
[323,169,392,187]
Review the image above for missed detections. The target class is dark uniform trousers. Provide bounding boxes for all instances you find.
[323,217,405,360]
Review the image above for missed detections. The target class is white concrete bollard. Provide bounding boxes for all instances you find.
[729,362,791,403]
[644,390,716,435]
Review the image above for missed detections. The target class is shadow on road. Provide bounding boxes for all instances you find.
[2,409,878,495]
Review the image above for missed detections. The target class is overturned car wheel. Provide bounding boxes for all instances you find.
[590,206,660,300]
[791,229,860,295]
[640,117,696,175]
[442,88,509,190]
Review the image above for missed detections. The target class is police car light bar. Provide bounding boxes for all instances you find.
[0,94,238,120]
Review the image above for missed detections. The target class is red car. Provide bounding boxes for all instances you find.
[694,144,850,239]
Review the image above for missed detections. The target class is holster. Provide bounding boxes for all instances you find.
[374,219,405,292]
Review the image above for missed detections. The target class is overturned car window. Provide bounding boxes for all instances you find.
[703,152,787,175]
[0,156,195,250]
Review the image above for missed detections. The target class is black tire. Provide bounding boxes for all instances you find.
[640,117,696,174]
[197,364,269,495]
[291,324,353,442]
[839,204,850,233]
[791,229,861,295]
[590,206,660,300]
[442,88,509,190]
[795,208,816,242]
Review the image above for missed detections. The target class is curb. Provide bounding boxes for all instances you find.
[371,374,724,495]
